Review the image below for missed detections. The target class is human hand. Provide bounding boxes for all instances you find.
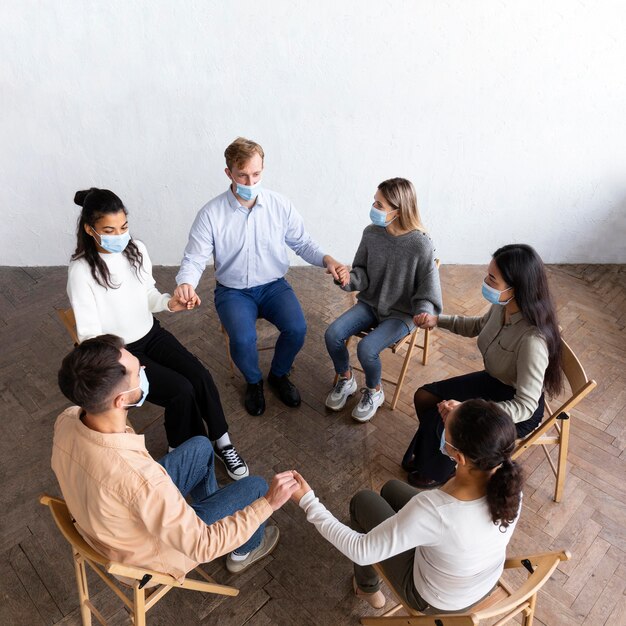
[174,283,202,309]
[323,255,348,285]
[167,296,188,312]
[290,470,312,504]
[438,399,461,423]
[265,471,300,511]
[335,265,351,287]
[413,313,438,329]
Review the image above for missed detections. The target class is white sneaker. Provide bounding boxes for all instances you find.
[325,374,358,411]
[351,387,384,422]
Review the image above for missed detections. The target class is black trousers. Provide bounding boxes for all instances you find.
[126,319,229,447]
[410,370,545,482]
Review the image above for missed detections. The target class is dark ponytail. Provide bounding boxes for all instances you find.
[72,188,143,289]
[449,399,523,531]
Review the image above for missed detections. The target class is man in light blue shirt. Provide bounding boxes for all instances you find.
[175,137,346,416]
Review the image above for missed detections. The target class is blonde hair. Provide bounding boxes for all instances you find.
[377,177,426,232]
[224,137,265,170]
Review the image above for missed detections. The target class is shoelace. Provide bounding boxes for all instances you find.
[358,387,374,407]
[221,447,244,468]
[334,377,351,394]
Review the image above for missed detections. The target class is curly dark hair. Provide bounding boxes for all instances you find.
[448,399,524,530]
[492,244,563,397]
[72,188,143,289]
[58,334,128,413]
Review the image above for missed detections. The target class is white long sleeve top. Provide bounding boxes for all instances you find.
[67,240,170,344]
[299,488,519,611]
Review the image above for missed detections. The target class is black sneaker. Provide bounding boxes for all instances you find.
[215,444,249,480]
[245,381,265,416]
[267,372,301,407]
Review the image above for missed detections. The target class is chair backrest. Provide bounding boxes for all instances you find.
[56,307,79,345]
[560,336,591,395]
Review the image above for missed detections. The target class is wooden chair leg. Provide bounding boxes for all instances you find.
[391,330,418,410]
[133,585,147,626]
[554,417,570,503]
[421,327,431,365]
[220,325,236,377]
[74,553,92,626]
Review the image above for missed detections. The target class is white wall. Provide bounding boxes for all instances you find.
[1,0,625,267]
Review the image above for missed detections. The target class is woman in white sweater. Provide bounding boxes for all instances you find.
[67,188,248,480]
[291,399,523,613]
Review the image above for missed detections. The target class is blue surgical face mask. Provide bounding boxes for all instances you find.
[481,280,513,306]
[440,429,459,460]
[369,205,398,228]
[122,368,150,408]
[235,180,262,201]
[91,227,131,254]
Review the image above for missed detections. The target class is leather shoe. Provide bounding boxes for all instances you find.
[267,372,301,407]
[245,381,265,416]
[407,470,453,489]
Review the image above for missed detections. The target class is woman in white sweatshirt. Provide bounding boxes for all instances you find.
[291,399,523,613]
[67,187,248,480]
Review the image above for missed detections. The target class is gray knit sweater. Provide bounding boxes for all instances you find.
[343,225,443,327]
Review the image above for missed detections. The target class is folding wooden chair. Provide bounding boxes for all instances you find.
[334,260,441,410]
[40,494,238,626]
[360,550,570,626]
[56,307,79,346]
[512,337,597,502]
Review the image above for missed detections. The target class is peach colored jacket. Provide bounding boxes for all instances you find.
[51,407,272,581]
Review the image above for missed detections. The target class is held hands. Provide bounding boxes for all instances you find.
[413,313,438,329]
[323,255,350,287]
[172,283,202,311]
[264,471,301,511]
[438,399,461,423]
[290,470,312,505]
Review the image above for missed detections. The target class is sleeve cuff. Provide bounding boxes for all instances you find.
[251,497,274,522]
[298,490,317,511]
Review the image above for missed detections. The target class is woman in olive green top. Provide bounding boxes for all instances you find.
[404,244,563,488]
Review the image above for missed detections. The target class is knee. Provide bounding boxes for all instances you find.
[325,323,343,348]
[283,318,307,341]
[356,338,378,364]
[247,475,269,498]
[380,479,403,501]
[349,489,375,526]
[173,378,196,402]
[186,436,213,460]
[229,330,257,353]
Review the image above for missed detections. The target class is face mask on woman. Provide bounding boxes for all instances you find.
[236,180,262,201]
[481,280,513,306]
[369,205,398,228]
[91,227,131,254]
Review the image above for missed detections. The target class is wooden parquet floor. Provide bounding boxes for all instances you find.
[0,264,624,626]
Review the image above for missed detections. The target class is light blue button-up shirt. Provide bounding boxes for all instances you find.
[176,188,326,289]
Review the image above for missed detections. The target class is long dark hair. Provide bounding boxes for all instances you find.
[449,399,523,530]
[493,244,563,397]
[72,188,143,289]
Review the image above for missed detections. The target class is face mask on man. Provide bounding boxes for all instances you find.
[481,280,513,306]
[369,205,398,228]
[122,367,150,408]
[91,227,131,254]
[236,180,262,201]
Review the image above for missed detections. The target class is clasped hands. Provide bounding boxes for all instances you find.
[323,255,350,287]
[169,283,202,312]
[264,470,312,511]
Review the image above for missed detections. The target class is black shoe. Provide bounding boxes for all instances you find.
[245,381,265,416]
[407,470,454,489]
[215,444,250,480]
[267,372,301,407]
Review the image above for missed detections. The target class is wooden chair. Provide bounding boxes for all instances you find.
[512,337,597,502]
[360,550,570,626]
[335,259,441,410]
[40,494,238,626]
[56,307,79,345]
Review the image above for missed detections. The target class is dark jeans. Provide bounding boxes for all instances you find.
[126,319,228,447]
[410,370,545,481]
[350,480,429,611]
[214,278,307,383]
[158,437,266,554]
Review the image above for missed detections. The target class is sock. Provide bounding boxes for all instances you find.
[215,433,231,450]
[230,550,249,561]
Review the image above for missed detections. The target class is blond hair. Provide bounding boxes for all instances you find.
[224,137,265,170]
[377,178,426,232]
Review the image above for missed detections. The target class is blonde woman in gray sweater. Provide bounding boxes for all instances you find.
[324,178,442,422]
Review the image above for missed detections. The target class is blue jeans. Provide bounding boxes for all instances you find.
[325,301,412,388]
[214,278,307,383]
[159,437,267,555]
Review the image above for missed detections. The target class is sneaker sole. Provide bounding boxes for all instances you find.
[226,526,280,573]
[215,453,250,481]
[325,391,356,412]
[351,396,385,423]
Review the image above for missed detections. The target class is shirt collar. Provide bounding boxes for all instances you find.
[68,406,147,451]
[501,308,524,326]
[226,187,264,211]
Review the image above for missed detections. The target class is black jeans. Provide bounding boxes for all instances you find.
[126,319,228,447]
[410,370,544,481]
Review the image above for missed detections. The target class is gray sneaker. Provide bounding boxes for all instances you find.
[226,526,279,574]
[351,387,385,422]
[325,374,358,411]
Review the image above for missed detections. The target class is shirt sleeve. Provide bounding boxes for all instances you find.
[176,208,215,289]
[498,333,549,423]
[67,263,103,343]
[410,255,443,316]
[343,235,369,292]
[298,490,442,566]
[284,201,326,267]
[438,309,492,337]
[136,473,273,564]
[137,243,170,313]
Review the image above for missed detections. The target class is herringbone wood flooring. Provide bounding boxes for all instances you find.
[0,264,624,626]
